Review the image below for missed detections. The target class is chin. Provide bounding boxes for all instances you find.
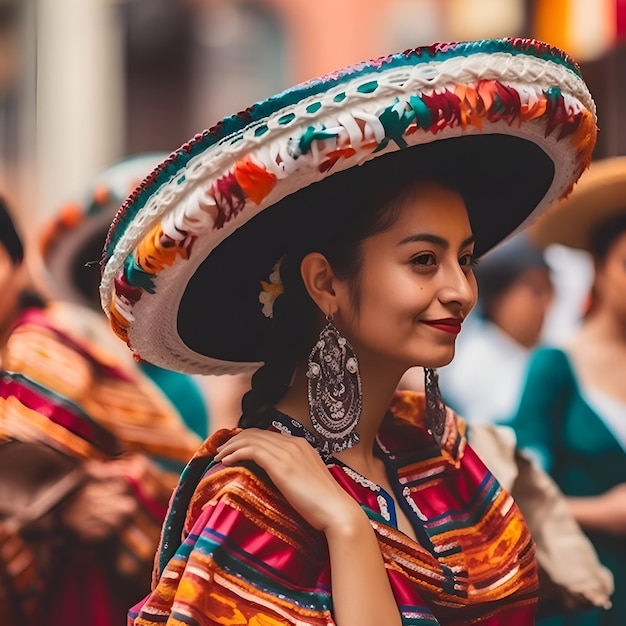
[414,349,455,370]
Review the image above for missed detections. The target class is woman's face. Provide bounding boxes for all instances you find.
[595,230,626,320]
[336,182,477,373]
[490,267,554,348]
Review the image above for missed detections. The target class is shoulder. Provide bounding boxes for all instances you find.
[155,427,326,580]
[387,389,428,430]
[385,390,467,468]
[2,304,123,382]
[526,345,574,379]
[180,428,314,532]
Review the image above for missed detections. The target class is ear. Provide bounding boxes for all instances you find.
[300,252,340,316]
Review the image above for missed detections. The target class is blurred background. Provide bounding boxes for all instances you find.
[0,0,625,235]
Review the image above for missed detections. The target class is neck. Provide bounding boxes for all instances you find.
[582,308,626,345]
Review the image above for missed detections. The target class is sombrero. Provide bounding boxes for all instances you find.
[100,38,597,375]
[529,156,626,251]
[40,153,165,310]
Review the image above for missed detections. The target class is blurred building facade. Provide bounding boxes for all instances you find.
[0,0,624,231]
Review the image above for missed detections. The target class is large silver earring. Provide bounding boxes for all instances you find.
[424,367,446,446]
[306,317,362,454]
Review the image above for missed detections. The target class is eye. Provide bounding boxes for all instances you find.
[410,252,437,268]
[459,252,478,271]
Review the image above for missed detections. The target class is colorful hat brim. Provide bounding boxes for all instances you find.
[100,38,597,375]
[529,156,626,251]
[42,153,167,310]
[44,208,116,310]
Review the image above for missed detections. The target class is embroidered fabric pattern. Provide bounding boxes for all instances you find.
[0,308,199,463]
[129,390,539,626]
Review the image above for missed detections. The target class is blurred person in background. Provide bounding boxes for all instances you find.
[511,156,626,626]
[0,197,32,345]
[0,168,202,625]
[36,152,211,444]
[438,232,555,425]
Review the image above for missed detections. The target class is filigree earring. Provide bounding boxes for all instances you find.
[423,367,446,446]
[306,316,362,454]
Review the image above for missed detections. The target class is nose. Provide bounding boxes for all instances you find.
[438,262,477,312]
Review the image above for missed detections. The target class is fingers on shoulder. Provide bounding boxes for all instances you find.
[216,428,319,470]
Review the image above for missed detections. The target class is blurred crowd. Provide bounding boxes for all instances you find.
[0,2,624,626]
[403,157,626,625]
[0,152,254,624]
[1,153,625,625]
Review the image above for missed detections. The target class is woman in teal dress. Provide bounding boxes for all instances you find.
[512,157,626,626]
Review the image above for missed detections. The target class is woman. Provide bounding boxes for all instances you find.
[0,175,201,624]
[513,157,626,626]
[99,39,597,624]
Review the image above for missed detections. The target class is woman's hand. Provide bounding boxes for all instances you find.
[569,483,626,536]
[597,483,626,535]
[214,428,402,626]
[59,458,138,542]
[214,428,363,533]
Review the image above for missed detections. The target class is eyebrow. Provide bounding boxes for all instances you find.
[398,233,475,249]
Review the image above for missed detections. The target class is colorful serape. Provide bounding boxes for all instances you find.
[130,390,538,625]
[0,304,201,465]
[0,304,202,626]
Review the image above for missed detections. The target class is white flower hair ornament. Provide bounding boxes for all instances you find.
[259,257,285,319]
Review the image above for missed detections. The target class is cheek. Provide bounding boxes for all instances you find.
[467,275,479,310]
[596,266,625,302]
[360,266,409,309]
[498,290,544,332]
[353,272,421,335]
[612,265,626,290]
[607,272,626,308]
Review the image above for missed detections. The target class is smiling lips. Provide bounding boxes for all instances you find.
[422,318,463,335]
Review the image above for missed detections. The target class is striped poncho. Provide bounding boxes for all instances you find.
[0,304,202,626]
[130,390,538,625]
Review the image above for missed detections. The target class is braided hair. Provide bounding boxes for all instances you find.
[239,250,317,425]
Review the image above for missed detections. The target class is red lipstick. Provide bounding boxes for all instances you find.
[422,318,463,335]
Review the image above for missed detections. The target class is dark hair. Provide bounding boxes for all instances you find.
[588,212,626,263]
[239,167,461,426]
[0,197,24,264]
[474,233,550,322]
[581,212,626,318]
